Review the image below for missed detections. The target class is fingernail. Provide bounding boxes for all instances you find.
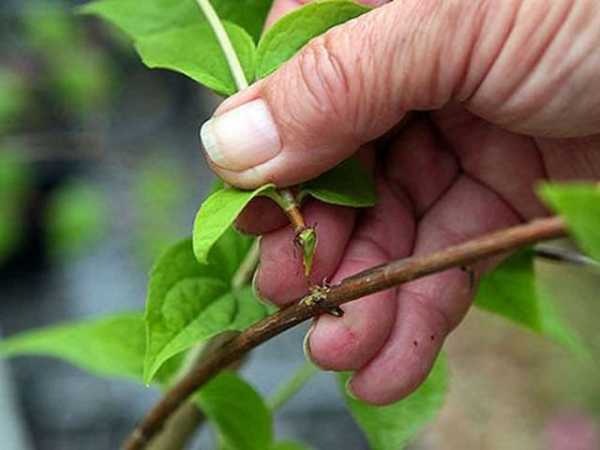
[252,263,276,309]
[200,99,281,172]
[345,377,360,401]
[303,323,316,363]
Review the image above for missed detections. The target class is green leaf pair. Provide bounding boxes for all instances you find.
[144,230,269,383]
[193,157,376,264]
[83,0,371,96]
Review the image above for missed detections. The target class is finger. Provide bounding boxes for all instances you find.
[306,124,455,371]
[348,176,522,405]
[384,116,459,218]
[235,197,288,235]
[306,177,416,371]
[250,146,374,300]
[200,0,499,188]
[431,104,548,219]
[254,198,356,305]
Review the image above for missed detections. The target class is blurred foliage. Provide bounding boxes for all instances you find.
[50,46,114,116]
[20,1,116,117]
[132,156,188,265]
[0,69,29,133]
[22,2,84,47]
[0,151,31,263]
[45,179,108,260]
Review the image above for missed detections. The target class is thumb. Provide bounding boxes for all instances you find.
[198,0,506,188]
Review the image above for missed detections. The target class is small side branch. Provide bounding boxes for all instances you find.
[535,245,600,268]
[123,216,567,450]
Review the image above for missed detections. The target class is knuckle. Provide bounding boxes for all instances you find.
[293,32,356,130]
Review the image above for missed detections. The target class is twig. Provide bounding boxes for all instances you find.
[534,245,600,268]
[231,239,261,290]
[145,403,203,450]
[123,216,567,449]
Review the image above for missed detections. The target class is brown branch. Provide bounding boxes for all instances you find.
[123,216,567,450]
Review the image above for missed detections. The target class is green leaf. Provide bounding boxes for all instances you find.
[475,249,583,352]
[45,181,108,259]
[540,183,600,261]
[81,0,271,43]
[136,21,255,96]
[256,0,371,79]
[0,314,147,382]
[213,0,274,43]
[339,354,448,450]
[81,0,269,94]
[80,0,199,38]
[144,235,267,383]
[193,184,275,264]
[194,371,273,450]
[300,157,377,207]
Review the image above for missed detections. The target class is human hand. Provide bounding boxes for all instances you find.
[200,0,600,405]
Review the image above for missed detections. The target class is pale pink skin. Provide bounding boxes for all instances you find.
[209,0,600,405]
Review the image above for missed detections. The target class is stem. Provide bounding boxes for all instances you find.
[146,403,203,450]
[268,362,319,412]
[231,239,261,290]
[266,189,306,233]
[195,0,248,91]
[196,0,308,263]
[123,216,567,450]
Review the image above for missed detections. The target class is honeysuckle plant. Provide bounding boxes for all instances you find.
[1,1,599,449]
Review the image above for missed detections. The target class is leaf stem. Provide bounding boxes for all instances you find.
[123,216,568,450]
[266,189,306,233]
[195,0,248,90]
[231,239,261,290]
[195,0,310,269]
[267,362,319,412]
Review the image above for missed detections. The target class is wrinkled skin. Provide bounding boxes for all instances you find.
[203,0,600,405]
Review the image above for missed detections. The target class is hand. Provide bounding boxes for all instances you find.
[200,0,600,405]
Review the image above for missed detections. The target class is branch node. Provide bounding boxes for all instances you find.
[301,284,344,317]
